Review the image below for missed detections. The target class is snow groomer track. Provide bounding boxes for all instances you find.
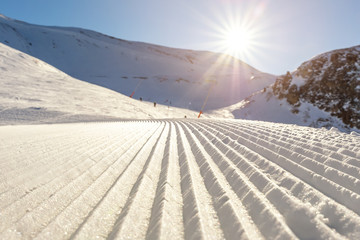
[1,120,360,240]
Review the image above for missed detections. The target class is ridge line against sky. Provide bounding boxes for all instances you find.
[1,0,360,75]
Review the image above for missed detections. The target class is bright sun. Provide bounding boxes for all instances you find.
[224,27,252,56]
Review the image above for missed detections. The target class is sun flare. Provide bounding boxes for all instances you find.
[194,1,267,78]
[224,27,252,56]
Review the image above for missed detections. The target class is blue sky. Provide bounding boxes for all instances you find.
[1,0,359,74]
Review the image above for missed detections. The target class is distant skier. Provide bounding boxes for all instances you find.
[139,97,142,101]
[154,102,156,107]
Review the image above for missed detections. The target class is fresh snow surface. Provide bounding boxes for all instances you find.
[212,89,360,133]
[1,119,360,239]
[0,15,275,110]
[0,43,203,124]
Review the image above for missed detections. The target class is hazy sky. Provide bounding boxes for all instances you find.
[1,0,359,74]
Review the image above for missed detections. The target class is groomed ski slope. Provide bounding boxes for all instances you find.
[1,119,360,239]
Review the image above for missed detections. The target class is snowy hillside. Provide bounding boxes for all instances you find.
[0,14,275,110]
[0,43,203,124]
[214,46,360,133]
[1,119,359,239]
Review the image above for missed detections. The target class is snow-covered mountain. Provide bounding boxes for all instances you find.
[0,42,204,124]
[1,14,358,132]
[214,45,360,132]
[0,14,275,111]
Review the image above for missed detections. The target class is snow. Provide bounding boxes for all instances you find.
[291,75,306,86]
[212,88,360,133]
[0,120,359,239]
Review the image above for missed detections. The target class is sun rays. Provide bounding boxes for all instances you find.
[193,1,268,70]
[223,26,252,56]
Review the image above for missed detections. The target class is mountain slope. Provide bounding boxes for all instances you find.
[214,45,360,132]
[0,14,275,110]
[0,43,202,124]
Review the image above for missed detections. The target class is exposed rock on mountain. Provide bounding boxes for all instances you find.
[273,45,360,129]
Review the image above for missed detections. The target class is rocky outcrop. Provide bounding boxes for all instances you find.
[273,46,360,129]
